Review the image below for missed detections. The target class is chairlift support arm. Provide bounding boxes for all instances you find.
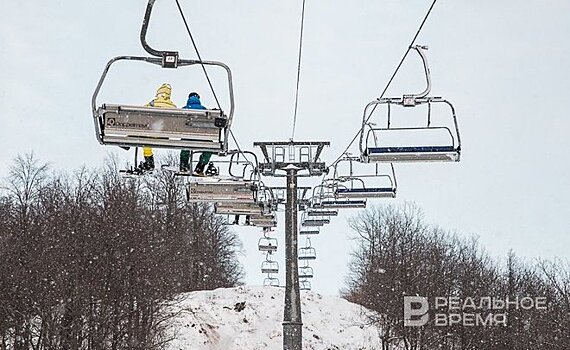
[140,0,179,68]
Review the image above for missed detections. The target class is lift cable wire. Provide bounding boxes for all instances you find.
[174,0,222,110]
[290,0,307,141]
[175,0,254,168]
[326,0,438,170]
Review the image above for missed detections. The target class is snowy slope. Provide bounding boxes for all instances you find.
[164,285,381,350]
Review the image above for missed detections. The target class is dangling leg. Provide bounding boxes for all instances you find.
[180,150,190,172]
[142,147,155,171]
[193,152,212,176]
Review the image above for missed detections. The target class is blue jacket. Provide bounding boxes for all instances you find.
[183,95,206,110]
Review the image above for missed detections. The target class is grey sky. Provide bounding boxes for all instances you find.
[1,0,569,295]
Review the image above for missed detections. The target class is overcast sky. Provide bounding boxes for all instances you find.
[1,0,569,295]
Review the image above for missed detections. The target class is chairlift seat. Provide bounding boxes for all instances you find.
[96,104,227,152]
[307,209,338,217]
[301,218,330,227]
[215,202,265,216]
[299,228,319,235]
[186,180,256,203]
[335,187,396,199]
[317,200,367,209]
[366,145,459,163]
[258,237,278,252]
[249,215,277,228]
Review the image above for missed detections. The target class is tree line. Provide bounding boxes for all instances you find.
[344,203,570,350]
[0,153,243,350]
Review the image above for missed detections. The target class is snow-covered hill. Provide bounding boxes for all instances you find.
[164,285,381,350]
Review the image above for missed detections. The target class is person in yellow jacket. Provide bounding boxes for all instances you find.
[140,83,177,171]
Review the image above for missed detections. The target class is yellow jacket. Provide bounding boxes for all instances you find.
[146,83,177,109]
[143,83,177,157]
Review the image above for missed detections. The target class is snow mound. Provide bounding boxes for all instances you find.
[165,285,380,350]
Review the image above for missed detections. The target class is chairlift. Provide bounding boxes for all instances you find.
[186,178,257,203]
[299,279,312,291]
[301,218,330,227]
[306,208,338,217]
[249,213,277,228]
[92,0,234,154]
[263,276,280,287]
[299,266,314,279]
[331,157,397,199]
[309,182,367,210]
[261,260,279,274]
[317,199,367,209]
[258,237,278,253]
[359,46,461,163]
[300,211,329,227]
[298,246,317,260]
[215,202,265,216]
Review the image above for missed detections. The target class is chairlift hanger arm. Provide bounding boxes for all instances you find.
[140,0,179,67]
[405,45,432,100]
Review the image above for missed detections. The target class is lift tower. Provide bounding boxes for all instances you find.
[254,141,329,350]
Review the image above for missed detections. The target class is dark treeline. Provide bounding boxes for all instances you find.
[0,153,243,350]
[344,203,570,350]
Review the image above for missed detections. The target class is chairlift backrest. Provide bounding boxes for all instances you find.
[186,179,256,203]
[249,213,277,228]
[316,199,367,209]
[335,187,396,199]
[215,201,265,216]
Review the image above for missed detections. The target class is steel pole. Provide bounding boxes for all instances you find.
[283,168,302,350]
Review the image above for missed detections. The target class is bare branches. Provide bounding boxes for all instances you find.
[0,153,244,350]
[344,203,570,350]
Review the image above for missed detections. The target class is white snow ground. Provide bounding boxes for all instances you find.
[164,285,381,350]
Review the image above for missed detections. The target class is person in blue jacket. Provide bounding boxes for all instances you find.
[180,92,214,175]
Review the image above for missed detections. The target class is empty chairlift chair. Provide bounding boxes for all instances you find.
[249,213,277,228]
[91,0,234,154]
[300,212,330,227]
[186,179,257,203]
[298,266,314,279]
[258,236,278,253]
[334,171,397,200]
[214,201,265,216]
[261,260,279,274]
[359,46,461,164]
[306,208,338,217]
[298,246,317,261]
[263,276,280,287]
[310,182,368,209]
[316,198,367,209]
[299,280,312,291]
